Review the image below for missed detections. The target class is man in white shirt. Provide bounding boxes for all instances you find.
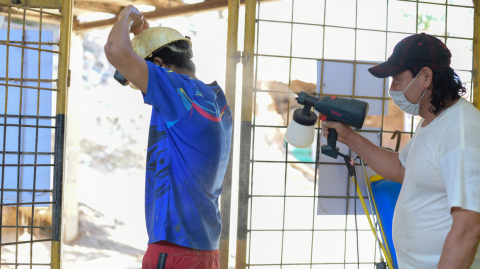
[322,33,480,269]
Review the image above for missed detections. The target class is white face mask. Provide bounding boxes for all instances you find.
[389,71,428,116]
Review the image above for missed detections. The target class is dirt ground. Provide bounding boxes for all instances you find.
[62,165,148,269]
[1,165,148,269]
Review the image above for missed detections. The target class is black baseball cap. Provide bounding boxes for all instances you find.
[368,33,452,78]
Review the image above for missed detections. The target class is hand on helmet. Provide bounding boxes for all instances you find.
[132,17,150,35]
[118,5,144,33]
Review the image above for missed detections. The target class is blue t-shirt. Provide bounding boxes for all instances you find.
[142,61,232,250]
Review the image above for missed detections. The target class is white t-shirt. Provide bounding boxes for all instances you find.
[394,97,480,269]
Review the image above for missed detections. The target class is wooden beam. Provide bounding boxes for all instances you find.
[73,0,246,32]
[143,0,185,9]
[73,1,122,14]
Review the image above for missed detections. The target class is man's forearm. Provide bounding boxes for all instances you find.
[105,18,134,62]
[438,228,480,269]
[344,132,404,183]
[104,5,149,92]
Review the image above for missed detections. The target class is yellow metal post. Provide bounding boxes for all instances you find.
[473,0,480,109]
[220,0,240,267]
[225,0,240,106]
[52,0,73,268]
[56,0,73,115]
[240,0,256,124]
[235,0,256,267]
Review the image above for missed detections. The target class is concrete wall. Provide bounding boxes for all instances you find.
[63,32,83,242]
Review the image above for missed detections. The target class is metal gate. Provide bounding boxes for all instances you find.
[231,0,479,268]
[0,0,72,267]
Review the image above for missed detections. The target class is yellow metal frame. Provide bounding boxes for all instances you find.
[235,0,256,267]
[220,0,240,267]
[0,0,72,268]
[230,0,479,268]
[51,0,73,268]
[474,0,480,109]
[57,0,72,116]
[240,0,256,124]
[0,0,61,9]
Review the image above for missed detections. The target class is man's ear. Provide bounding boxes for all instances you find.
[422,67,433,89]
[153,57,163,66]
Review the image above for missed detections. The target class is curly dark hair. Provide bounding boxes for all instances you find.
[410,67,467,115]
[145,40,195,73]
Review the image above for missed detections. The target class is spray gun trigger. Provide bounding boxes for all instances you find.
[320,114,327,121]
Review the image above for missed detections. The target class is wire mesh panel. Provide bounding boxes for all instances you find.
[0,0,71,267]
[238,0,475,268]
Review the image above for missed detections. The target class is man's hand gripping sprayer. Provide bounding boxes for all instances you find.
[285,91,369,159]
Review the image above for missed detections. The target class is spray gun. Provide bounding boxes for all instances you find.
[114,70,141,90]
[114,70,129,86]
[285,91,369,159]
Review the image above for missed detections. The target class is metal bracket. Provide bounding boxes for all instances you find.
[241,51,247,65]
[232,50,242,64]
[375,261,387,269]
[390,130,402,152]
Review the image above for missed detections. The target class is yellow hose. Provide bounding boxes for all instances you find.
[365,175,394,266]
[350,175,394,268]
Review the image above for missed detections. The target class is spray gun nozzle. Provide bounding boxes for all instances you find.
[301,105,313,117]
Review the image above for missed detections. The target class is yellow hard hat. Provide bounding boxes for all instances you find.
[131,27,192,59]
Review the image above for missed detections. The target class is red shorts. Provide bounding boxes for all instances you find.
[142,241,220,269]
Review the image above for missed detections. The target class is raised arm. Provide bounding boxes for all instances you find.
[104,5,149,93]
[322,121,405,183]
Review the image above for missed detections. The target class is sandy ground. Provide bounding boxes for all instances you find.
[1,165,148,269]
[62,165,148,269]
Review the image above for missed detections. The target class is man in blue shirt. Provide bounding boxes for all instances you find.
[105,5,232,269]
